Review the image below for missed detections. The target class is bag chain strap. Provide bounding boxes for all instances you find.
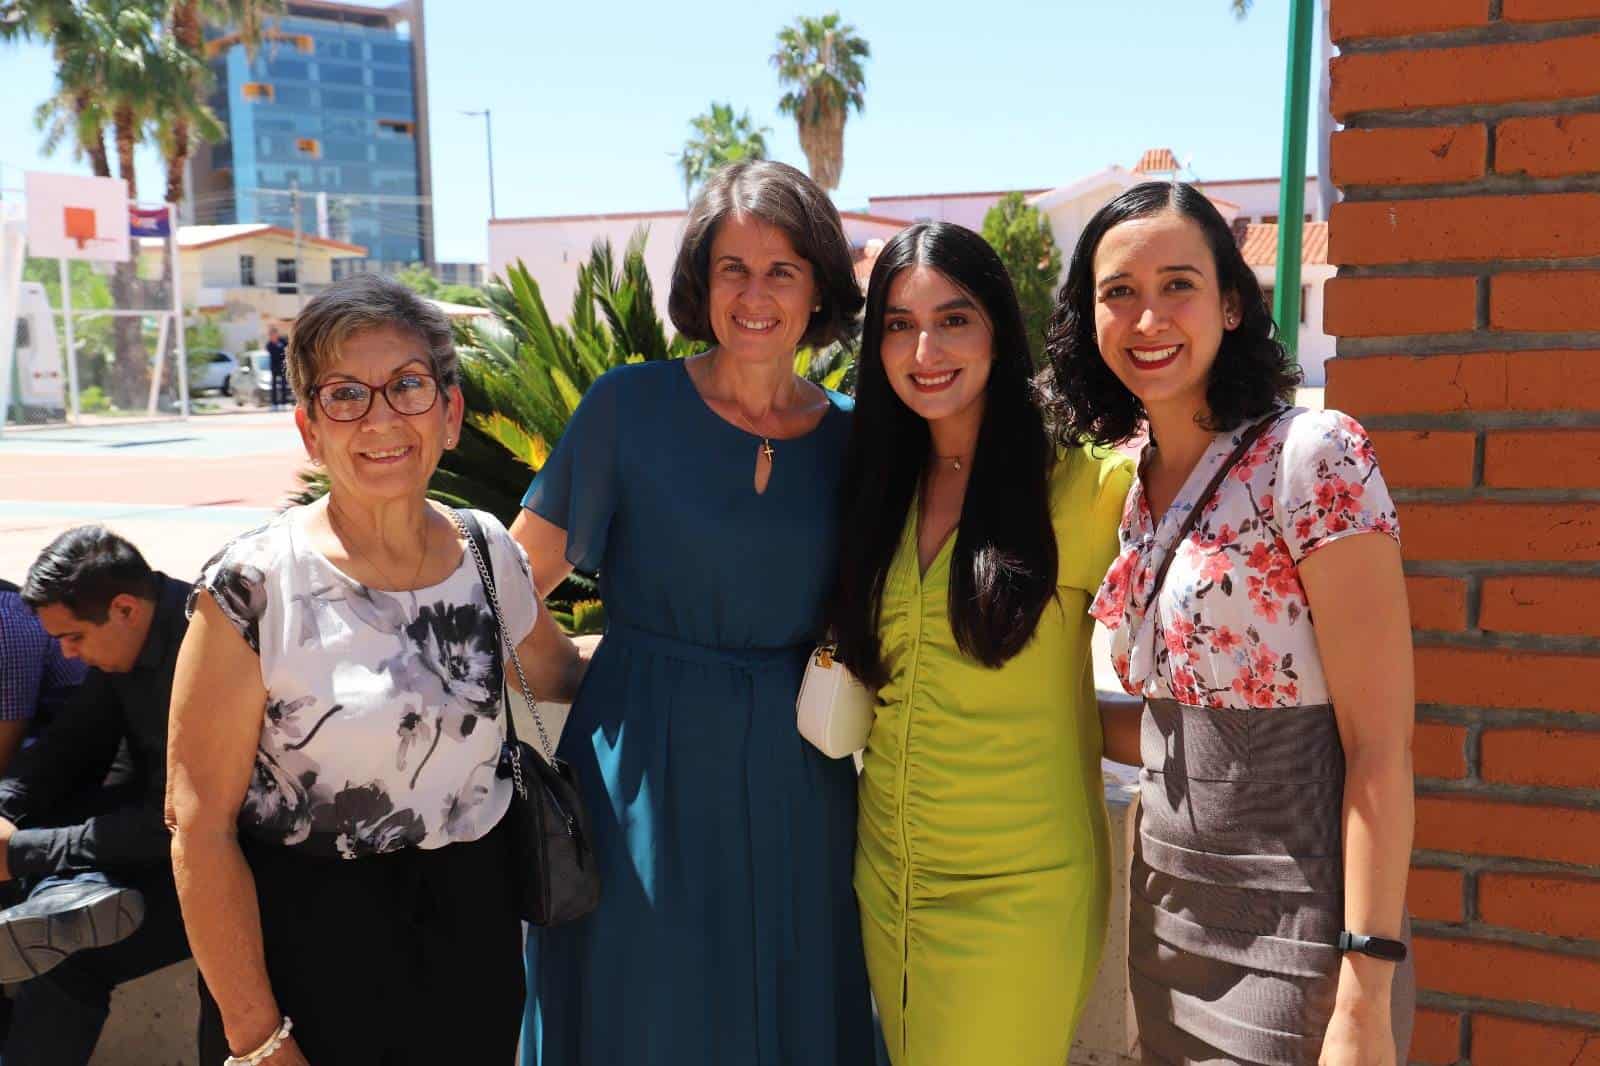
[449,511,557,767]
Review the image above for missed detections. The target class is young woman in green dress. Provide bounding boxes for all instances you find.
[828,223,1132,1066]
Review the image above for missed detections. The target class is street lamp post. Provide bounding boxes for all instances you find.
[462,108,498,220]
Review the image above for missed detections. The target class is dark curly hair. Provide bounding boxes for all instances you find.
[1041,181,1300,446]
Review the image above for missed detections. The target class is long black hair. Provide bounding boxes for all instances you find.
[1042,181,1300,445]
[828,223,1057,687]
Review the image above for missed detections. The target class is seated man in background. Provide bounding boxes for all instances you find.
[0,577,88,773]
[0,528,192,1066]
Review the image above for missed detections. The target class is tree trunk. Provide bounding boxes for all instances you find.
[796,93,846,191]
[167,0,201,209]
[110,107,150,410]
[69,88,113,178]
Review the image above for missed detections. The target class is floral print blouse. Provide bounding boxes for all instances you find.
[189,506,538,858]
[1090,407,1399,710]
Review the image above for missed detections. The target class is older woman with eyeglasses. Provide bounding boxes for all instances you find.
[166,274,586,1066]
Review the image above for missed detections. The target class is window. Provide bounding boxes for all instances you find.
[373,94,412,118]
[240,254,256,286]
[268,58,309,81]
[325,116,365,137]
[242,82,275,102]
[323,139,370,162]
[15,317,30,349]
[376,142,414,165]
[320,89,366,113]
[1260,285,1310,325]
[376,119,414,136]
[318,63,364,86]
[276,258,298,295]
[371,68,410,91]
[370,43,410,65]
[273,85,313,109]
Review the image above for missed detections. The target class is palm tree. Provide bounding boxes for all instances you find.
[771,13,869,192]
[678,102,770,201]
[164,0,281,207]
[2,0,114,178]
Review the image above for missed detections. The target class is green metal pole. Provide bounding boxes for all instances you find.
[1273,0,1316,364]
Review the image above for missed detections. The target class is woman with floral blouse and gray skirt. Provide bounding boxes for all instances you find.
[165,275,586,1065]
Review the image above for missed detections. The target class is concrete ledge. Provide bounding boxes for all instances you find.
[89,959,197,1066]
[1070,763,1142,1066]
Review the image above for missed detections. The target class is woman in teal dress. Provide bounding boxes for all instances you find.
[509,161,875,1065]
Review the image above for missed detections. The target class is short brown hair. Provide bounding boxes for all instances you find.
[286,273,457,411]
[669,160,863,349]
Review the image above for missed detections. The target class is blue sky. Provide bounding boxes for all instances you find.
[0,0,1319,265]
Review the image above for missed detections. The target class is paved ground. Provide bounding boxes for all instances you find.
[0,409,308,583]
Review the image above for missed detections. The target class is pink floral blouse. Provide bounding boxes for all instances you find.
[1090,407,1399,710]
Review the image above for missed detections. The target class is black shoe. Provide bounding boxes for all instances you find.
[0,881,145,983]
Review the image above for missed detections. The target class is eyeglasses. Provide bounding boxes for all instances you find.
[312,372,440,422]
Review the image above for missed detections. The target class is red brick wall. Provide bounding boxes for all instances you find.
[1326,3,1600,1063]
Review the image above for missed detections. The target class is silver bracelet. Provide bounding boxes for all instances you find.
[223,1016,293,1065]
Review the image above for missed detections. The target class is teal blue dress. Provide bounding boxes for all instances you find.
[520,359,874,1066]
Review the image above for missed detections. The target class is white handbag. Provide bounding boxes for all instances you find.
[795,643,875,759]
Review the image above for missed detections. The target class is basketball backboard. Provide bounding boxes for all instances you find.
[24,171,131,262]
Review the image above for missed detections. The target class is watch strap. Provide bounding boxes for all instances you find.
[1338,929,1408,962]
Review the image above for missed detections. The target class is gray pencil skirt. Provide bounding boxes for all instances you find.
[1128,699,1415,1066]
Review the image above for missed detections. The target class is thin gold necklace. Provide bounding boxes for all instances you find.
[728,405,776,463]
[709,353,790,464]
[933,453,971,472]
[328,500,430,591]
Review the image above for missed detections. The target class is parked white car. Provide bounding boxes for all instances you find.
[228,350,275,406]
[189,350,237,395]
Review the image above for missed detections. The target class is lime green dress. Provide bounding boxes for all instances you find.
[856,445,1134,1066]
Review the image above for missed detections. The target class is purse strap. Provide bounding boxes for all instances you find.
[1147,413,1282,601]
[450,508,557,764]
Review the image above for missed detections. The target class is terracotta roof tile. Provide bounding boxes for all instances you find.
[1238,221,1328,267]
[1134,148,1179,174]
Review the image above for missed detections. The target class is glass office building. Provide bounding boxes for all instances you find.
[191,0,434,271]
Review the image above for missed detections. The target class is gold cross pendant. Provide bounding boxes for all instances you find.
[760,439,775,462]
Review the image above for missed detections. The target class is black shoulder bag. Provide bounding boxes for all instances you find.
[452,509,601,926]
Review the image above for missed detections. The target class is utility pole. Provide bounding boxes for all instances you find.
[1273,0,1316,364]
[290,176,305,311]
[462,109,497,219]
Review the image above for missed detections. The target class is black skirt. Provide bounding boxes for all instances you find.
[198,817,524,1065]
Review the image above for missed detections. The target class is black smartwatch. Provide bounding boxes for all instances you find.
[1337,930,1408,962]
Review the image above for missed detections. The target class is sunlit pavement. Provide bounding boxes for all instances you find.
[0,408,308,583]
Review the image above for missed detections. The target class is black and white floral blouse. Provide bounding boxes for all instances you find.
[189,506,538,859]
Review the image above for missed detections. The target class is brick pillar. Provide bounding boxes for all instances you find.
[1324,3,1600,1063]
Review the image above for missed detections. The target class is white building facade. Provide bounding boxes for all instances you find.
[486,153,1335,383]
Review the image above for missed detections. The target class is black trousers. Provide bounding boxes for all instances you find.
[198,819,524,1065]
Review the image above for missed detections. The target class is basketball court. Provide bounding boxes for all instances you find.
[0,409,307,582]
